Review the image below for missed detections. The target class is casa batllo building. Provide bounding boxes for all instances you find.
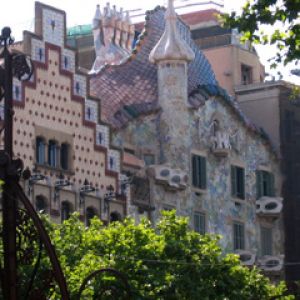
[87,0,285,276]
[1,2,126,225]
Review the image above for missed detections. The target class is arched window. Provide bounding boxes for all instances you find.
[35,195,47,213]
[60,143,69,170]
[110,211,122,223]
[36,137,46,165]
[86,207,97,226]
[48,140,58,167]
[61,201,72,222]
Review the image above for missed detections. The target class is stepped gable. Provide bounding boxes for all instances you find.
[14,1,122,191]
[89,6,218,128]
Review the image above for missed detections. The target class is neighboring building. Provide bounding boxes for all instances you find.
[88,1,284,275]
[3,2,126,225]
[188,9,265,96]
[236,81,300,283]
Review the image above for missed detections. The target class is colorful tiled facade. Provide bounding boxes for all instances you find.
[90,2,284,274]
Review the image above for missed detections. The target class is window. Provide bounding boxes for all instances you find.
[13,85,20,101]
[233,222,245,250]
[109,157,114,170]
[60,143,69,170]
[75,82,80,94]
[144,154,155,166]
[261,226,273,256]
[48,140,58,167]
[241,64,253,85]
[194,212,206,235]
[231,166,245,199]
[191,154,207,189]
[35,195,47,213]
[61,201,72,222]
[36,137,46,165]
[86,207,96,227]
[256,170,275,199]
[64,56,69,69]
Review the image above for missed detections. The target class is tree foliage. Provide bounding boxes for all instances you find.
[0,211,295,299]
[223,0,300,68]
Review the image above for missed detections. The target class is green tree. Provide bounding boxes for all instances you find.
[223,0,300,68]
[0,211,294,299]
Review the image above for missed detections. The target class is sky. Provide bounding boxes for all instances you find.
[0,0,299,84]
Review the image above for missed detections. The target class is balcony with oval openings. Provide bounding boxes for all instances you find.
[148,165,188,191]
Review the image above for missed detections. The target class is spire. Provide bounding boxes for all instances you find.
[92,4,101,30]
[149,0,195,63]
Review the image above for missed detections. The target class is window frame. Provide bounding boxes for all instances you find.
[194,211,206,235]
[191,153,207,190]
[60,142,69,170]
[48,139,59,168]
[36,136,46,165]
[261,225,273,256]
[61,201,72,222]
[231,165,245,200]
[233,221,245,250]
[256,170,275,199]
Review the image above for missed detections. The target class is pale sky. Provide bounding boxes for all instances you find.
[0,0,299,84]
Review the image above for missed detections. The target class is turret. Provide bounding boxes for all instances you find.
[149,0,195,167]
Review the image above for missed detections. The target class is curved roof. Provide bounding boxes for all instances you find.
[90,6,218,128]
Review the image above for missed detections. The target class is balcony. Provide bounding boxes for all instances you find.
[256,196,283,218]
[235,250,256,266]
[258,255,284,272]
[211,132,231,157]
[148,165,188,191]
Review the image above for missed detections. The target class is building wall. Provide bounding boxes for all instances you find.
[236,84,281,151]
[9,2,126,224]
[113,96,283,256]
[202,45,265,96]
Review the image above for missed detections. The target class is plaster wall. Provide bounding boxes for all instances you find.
[236,86,281,151]
[203,45,264,96]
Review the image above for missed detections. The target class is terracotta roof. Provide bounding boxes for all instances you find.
[90,6,217,128]
[134,9,220,33]
[179,9,220,26]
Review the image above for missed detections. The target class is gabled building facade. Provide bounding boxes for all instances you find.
[2,2,126,225]
[89,1,284,274]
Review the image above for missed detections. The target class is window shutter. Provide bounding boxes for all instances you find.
[200,156,207,189]
[256,170,262,199]
[231,166,237,197]
[269,173,275,197]
[192,155,198,187]
[241,168,245,199]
